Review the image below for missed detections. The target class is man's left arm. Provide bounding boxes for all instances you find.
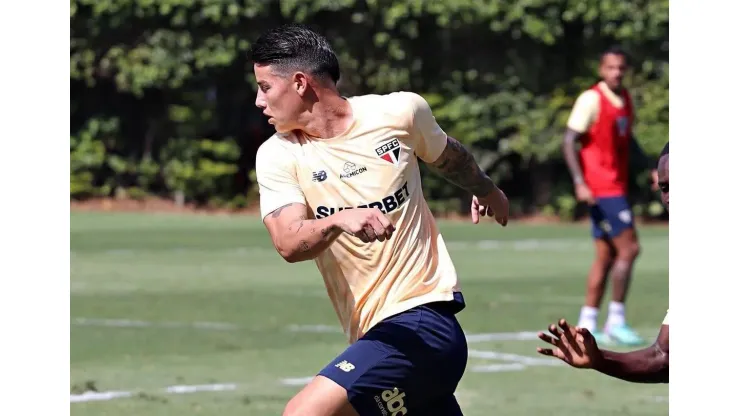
[630,135,659,188]
[406,93,496,196]
[428,135,497,196]
[630,135,655,171]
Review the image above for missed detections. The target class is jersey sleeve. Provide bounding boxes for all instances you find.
[566,90,600,133]
[255,139,306,221]
[662,309,669,325]
[406,92,449,163]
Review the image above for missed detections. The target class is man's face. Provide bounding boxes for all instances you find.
[599,53,627,90]
[254,64,304,133]
[657,155,669,210]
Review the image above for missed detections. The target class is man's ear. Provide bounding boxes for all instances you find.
[293,72,309,97]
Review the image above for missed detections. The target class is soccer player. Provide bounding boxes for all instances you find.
[249,24,509,416]
[536,142,669,383]
[563,46,658,346]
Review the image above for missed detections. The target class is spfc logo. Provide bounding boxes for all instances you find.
[616,116,630,137]
[375,138,401,165]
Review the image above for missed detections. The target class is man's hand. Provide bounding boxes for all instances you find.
[536,319,603,369]
[574,182,596,205]
[471,187,509,226]
[650,169,659,191]
[334,208,395,243]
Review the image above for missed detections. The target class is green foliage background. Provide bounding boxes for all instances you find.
[71,0,668,219]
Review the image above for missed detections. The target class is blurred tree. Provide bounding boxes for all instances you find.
[70,0,668,218]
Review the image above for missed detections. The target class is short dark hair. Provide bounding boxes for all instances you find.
[601,45,630,65]
[247,23,340,83]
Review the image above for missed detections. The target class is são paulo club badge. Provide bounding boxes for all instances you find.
[375,138,401,165]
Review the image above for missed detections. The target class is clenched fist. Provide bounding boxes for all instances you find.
[334,208,395,243]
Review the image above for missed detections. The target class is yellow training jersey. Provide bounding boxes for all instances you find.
[256,92,461,343]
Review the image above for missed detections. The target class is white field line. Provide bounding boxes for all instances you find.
[72,318,239,331]
[467,349,563,367]
[288,325,542,344]
[280,347,564,386]
[74,320,544,346]
[70,383,237,403]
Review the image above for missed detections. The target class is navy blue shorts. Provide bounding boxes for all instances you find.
[318,293,468,416]
[589,195,635,239]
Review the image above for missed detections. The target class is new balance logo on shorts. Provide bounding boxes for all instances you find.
[373,387,408,416]
[334,360,355,372]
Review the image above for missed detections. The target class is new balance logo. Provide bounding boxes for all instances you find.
[373,387,407,416]
[334,360,355,372]
[312,170,327,182]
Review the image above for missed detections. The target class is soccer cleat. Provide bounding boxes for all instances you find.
[605,324,645,346]
[590,330,613,346]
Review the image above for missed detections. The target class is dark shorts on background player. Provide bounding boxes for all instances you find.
[589,195,635,239]
[318,292,468,416]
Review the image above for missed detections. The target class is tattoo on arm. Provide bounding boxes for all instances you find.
[428,136,494,196]
[271,203,296,218]
[288,215,307,234]
[563,128,585,184]
[298,240,310,252]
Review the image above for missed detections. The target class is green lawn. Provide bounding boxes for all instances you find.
[70,212,669,415]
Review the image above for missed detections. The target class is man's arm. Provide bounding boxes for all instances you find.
[263,203,343,263]
[630,135,656,171]
[427,135,496,196]
[255,141,345,263]
[593,324,669,383]
[563,128,586,184]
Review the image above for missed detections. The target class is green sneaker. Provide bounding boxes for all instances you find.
[606,324,645,346]
[591,330,613,346]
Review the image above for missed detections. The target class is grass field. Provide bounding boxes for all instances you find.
[70,212,669,415]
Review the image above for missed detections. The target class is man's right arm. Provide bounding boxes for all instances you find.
[255,141,394,263]
[262,203,343,263]
[563,128,585,184]
[563,91,597,185]
[255,141,343,263]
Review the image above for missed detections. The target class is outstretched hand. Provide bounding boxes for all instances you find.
[536,319,603,369]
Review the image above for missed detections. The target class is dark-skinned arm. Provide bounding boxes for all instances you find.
[563,128,586,184]
[263,203,343,263]
[426,136,497,196]
[593,324,669,383]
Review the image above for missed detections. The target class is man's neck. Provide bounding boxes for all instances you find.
[600,80,623,94]
[299,94,354,139]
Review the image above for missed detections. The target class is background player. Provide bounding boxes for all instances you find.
[562,46,658,346]
[250,24,509,416]
[536,142,669,384]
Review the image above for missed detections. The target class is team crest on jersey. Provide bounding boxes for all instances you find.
[375,138,401,165]
[616,116,630,136]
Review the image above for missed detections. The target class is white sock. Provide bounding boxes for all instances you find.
[606,302,626,328]
[578,306,599,332]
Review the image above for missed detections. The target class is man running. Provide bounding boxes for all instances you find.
[250,24,509,416]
